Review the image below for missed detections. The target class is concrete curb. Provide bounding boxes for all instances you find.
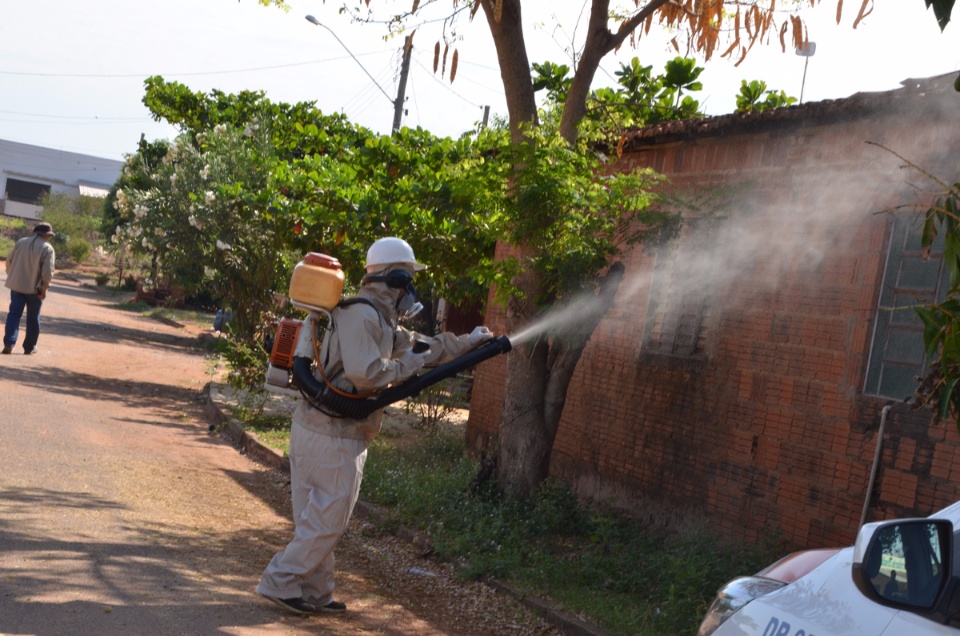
[204,381,608,636]
[206,382,291,473]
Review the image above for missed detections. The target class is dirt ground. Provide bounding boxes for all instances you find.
[0,266,561,635]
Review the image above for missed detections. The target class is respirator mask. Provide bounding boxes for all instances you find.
[364,269,423,321]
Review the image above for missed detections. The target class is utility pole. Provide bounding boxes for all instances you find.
[392,35,413,132]
[481,105,490,129]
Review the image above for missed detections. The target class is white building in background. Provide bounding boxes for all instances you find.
[0,139,123,220]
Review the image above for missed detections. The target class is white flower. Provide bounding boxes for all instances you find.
[133,205,147,219]
[162,144,179,165]
[110,233,119,244]
[200,164,211,180]
[141,237,152,249]
[154,228,165,237]
[214,123,228,136]
[216,239,231,251]
[169,173,177,186]
[124,166,132,176]
[188,215,199,228]
[205,191,216,205]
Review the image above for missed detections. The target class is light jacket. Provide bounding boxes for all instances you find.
[292,278,474,442]
[5,235,55,295]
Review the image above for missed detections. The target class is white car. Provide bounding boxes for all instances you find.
[698,500,960,635]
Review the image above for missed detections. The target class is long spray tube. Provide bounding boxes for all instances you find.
[293,335,513,419]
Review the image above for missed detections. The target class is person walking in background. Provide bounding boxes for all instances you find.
[3,222,56,355]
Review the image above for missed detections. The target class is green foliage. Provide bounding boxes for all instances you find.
[465,124,671,306]
[65,237,92,264]
[110,77,676,385]
[362,434,782,635]
[531,61,572,103]
[38,192,104,265]
[211,327,271,391]
[0,216,26,231]
[735,80,798,113]
[541,56,707,132]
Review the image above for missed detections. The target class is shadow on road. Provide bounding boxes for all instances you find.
[1,365,210,423]
[39,313,211,352]
[0,487,298,636]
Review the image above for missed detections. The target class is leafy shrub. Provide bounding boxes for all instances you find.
[215,333,269,391]
[95,272,111,286]
[403,376,468,434]
[65,237,92,264]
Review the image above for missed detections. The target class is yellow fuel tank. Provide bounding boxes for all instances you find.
[288,253,345,312]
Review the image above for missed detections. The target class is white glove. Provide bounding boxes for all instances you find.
[468,326,494,347]
[398,348,428,374]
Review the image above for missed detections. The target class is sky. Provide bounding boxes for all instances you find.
[0,0,957,162]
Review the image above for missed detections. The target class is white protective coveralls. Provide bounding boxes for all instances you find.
[257,273,478,607]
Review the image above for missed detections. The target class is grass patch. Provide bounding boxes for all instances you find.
[361,434,783,636]
[242,414,290,454]
[0,216,26,231]
[227,392,291,455]
[0,217,27,258]
[106,300,214,329]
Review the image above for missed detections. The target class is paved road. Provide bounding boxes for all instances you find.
[0,270,556,636]
[0,271,310,635]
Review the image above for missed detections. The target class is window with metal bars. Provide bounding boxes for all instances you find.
[864,215,946,400]
[643,224,713,357]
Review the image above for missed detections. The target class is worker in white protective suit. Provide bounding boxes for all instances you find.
[257,237,494,615]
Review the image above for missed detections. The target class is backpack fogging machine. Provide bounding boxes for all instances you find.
[265,252,512,419]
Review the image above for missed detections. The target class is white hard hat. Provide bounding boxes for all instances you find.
[365,237,426,272]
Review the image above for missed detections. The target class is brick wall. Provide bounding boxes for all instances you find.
[467,80,960,549]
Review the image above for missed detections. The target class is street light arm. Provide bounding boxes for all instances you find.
[305,15,394,104]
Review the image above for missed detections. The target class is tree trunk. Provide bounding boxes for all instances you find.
[496,260,626,497]
[479,0,537,142]
[480,0,649,497]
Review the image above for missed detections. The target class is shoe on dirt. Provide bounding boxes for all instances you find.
[316,600,347,614]
[259,593,315,615]
[1,347,11,354]
[24,348,38,355]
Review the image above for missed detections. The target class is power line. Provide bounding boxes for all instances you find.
[0,53,391,79]
[412,60,482,109]
[0,109,147,123]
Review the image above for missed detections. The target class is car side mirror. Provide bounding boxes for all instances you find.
[852,519,953,617]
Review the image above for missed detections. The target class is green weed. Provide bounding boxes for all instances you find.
[362,434,783,635]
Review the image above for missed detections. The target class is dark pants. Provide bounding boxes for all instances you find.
[4,290,43,351]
